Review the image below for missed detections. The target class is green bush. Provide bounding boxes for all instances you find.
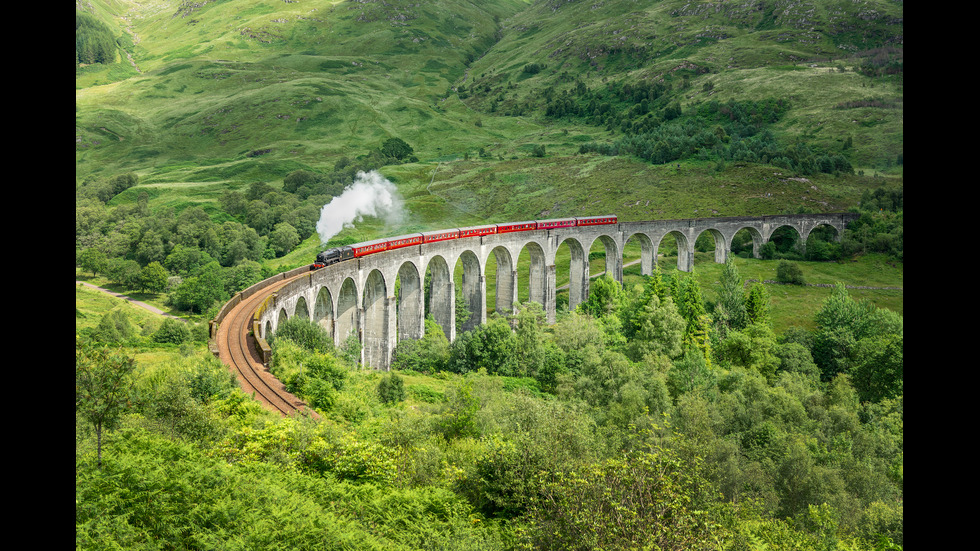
[153,318,191,344]
[271,317,333,353]
[93,309,137,343]
[776,260,806,285]
[377,373,406,405]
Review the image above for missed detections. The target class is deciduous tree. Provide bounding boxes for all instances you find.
[76,337,138,468]
[78,247,108,276]
[380,137,414,161]
[139,261,168,293]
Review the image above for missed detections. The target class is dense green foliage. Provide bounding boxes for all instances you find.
[76,12,117,65]
[575,97,854,176]
[77,257,903,548]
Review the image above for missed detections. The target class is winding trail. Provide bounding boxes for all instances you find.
[76,281,185,321]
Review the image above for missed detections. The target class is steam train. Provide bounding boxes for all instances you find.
[311,215,617,270]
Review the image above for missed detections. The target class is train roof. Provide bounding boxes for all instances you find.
[387,232,423,241]
[422,228,459,236]
[352,237,390,247]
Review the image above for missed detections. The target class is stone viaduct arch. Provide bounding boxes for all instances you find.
[252,213,857,370]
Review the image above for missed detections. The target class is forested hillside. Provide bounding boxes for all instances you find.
[77,0,902,549]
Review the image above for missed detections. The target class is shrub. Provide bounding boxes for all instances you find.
[153,318,191,344]
[378,373,406,405]
[272,317,333,353]
[776,260,806,285]
[93,309,137,343]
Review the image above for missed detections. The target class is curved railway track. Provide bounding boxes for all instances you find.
[215,272,317,418]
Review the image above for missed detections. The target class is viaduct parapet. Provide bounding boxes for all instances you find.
[217,213,858,371]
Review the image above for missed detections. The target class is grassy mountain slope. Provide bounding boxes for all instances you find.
[459,0,902,166]
[76,0,902,233]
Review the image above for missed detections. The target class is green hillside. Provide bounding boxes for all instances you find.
[77,0,902,231]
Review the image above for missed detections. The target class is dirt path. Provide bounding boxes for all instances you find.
[76,281,186,322]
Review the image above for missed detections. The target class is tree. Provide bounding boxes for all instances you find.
[109,173,139,195]
[269,222,300,256]
[93,309,136,343]
[283,169,319,194]
[850,334,903,402]
[165,244,214,276]
[106,258,142,289]
[448,316,519,376]
[180,261,227,314]
[812,283,903,381]
[668,348,715,398]
[392,316,450,373]
[76,337,138,468]
[526,448,719,550]
[716,323,781,381]
[717,256,748,332]
[271,317,333,354]
[269,337,347,411]
[378,373,406,405]
[775,341,820,380]
[745,282,772,326]
[139,261,169,293]
[439,380,480,440]
[269,222,300,257]
[380,137,414,161]
[78,247,108,276]
[579,274,625,319]
[627,292,685,362]
[514,302,547,378]
[153,318,190,344]
[225,259,263,295]
[76,12,118,65]
[677,277,712,365]
[455,285,471,332]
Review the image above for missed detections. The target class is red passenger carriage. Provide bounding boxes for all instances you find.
[575,215,618,226]
[423,229,460,243]
[496,220,538,233]
[350,238,389,258]
[458,225,498,239]
[387,233,423,251]
[536,218,577,230]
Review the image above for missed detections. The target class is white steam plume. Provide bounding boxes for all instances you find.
[315,170,406,245]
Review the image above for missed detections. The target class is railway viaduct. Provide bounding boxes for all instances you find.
[213,213,858,371]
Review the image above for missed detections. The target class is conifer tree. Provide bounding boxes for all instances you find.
[717,256,748,332]
[677,276,712,366]
[745,282,772,326]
